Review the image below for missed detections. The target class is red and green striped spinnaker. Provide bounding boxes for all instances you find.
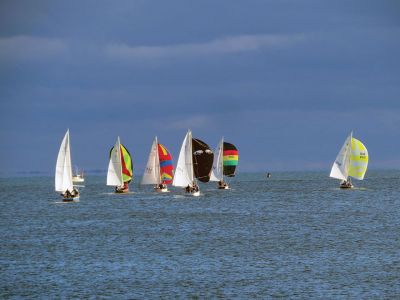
[223,142,238,177]
[158,143,174,184]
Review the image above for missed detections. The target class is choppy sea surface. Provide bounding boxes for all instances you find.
[0,171,399,299]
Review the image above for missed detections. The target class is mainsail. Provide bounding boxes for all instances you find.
[141,137,160,185]
[107,137,133,186]
[210,139,224,181]
[173,130,194,187]
[192,138,214,183]
[330,133,352,181]
[55,130,73,193]
[330,132,368,181]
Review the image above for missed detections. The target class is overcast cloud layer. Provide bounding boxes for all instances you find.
[1,0,399,174]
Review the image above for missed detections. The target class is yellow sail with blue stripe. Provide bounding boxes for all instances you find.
[348,138,368,180]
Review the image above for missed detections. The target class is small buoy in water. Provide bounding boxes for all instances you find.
[266,172,271,178]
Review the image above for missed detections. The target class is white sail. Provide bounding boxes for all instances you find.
[141,137,161,185]
[173,130,194,187]
[210,138,224,182]
[107,137,123,186]
[330,133,352,181]
[55,130,74,192]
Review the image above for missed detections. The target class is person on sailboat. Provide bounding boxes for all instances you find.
[62,190,72,198]
[218,180,228,188]
[115,182,129,193]
[156,183,167,190]
[192,182,199,193]
[340,179,353,188]
[185,182,199,193]
[63,188,78,198]
[71,188,79,197]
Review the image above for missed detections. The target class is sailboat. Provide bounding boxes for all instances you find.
[72,166,85,183]
[210,138,239,189]
[141,136,174,192]
[172,130,213,196]
[55,130,80,201]
[330,132,368,189]
[106,137,133,193]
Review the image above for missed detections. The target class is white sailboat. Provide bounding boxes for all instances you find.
[72,166,85,183]
[330,132,369,188]
[141,136,169,192]
[172,130,200,196]
[55,130,79,201]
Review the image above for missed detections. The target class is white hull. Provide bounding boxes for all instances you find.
[155,187,169,193]
[72,177,84,183]
[63,196,79,202]
[218,185,230,190]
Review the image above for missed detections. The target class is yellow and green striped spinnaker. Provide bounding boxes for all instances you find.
[120,144,133,183]
[348,138,368,180]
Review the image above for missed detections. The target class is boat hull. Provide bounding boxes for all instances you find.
[340,185,353,189]
[72,178,84,183]
[218,185,230,190]
[63,197,79,202]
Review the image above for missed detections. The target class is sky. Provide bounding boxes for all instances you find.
[0,0,399,175]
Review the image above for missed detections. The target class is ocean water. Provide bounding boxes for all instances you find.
[0,171,399,299]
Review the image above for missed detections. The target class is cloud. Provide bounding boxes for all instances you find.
[104,34,306,61]
[0,35,67,63]
[165,115,214,130]
[0,33,305,67]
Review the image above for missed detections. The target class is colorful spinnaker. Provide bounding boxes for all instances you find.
[158,143,174,184]
[330,132,368,187]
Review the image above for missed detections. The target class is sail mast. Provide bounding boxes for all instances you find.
[117,136,123,183]
[188,130,194,184]
[344,131,353,180]
[221,137,224,180]
[155,136,161,184]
